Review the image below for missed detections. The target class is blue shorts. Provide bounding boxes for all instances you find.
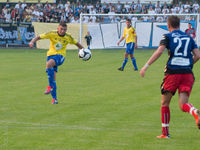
[126,42,135,54]
[47,55,65,72]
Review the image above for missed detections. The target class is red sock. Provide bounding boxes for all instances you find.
[161,106,170,136]
[182,103,197,117]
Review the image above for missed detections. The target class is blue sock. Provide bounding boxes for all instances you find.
[51,80,57,100]
[131,57,138,70]
[122,58,128,69]
[88,46,90,49]
[47,68,54,88]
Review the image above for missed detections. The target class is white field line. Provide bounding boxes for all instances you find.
[0,120,136,131]
[0,120,196,131]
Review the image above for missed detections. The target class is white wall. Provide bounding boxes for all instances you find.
[87,22,195,49]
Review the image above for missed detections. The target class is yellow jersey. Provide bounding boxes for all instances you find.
[40,30,77,57]
[122,26,137,43]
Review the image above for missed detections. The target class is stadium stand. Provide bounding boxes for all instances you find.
[0,0,199,23]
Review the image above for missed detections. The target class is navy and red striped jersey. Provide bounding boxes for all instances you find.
[160,30,197,74]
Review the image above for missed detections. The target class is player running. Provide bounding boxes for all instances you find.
[117,18,138,71]
[29,23,84,104]
[140,16,200,138]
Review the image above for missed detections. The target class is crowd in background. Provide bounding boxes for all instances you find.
[0,0,199,24]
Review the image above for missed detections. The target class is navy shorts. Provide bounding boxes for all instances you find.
[126,42,135,54]
[47,55,65,72]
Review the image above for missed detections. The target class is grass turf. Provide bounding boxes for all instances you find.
[0,48,200,150]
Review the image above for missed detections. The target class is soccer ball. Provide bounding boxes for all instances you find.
[78,48,91,61]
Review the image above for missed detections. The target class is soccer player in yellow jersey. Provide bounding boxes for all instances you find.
[117,19,138,71]
[29,23,84,104]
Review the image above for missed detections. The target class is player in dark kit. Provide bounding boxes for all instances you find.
[185,23,196,39]
[85,32,92,49]
[140,16,200,138]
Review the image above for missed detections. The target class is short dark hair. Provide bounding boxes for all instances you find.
[126,18,131,22]
[167,16,180,28]
[59,22,67,27]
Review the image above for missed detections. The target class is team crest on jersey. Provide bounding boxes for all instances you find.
[55,43,63,50]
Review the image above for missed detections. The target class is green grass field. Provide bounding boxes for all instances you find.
[0,48,200,150]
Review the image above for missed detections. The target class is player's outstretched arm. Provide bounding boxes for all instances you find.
[75,42,84,50]
[140,45,166,77]
[29,36,41,48]
[192,48,200,64]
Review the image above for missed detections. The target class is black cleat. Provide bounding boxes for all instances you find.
[118,67,124,71]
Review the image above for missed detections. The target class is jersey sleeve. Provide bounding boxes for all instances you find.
[191,37,198,50]
[132,27,136,36]
[122,28,126,38]
[160,34,169,48]
[69,35,77,45]
[40,32,52,39]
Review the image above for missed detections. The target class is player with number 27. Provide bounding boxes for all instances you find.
[140,16,200,138]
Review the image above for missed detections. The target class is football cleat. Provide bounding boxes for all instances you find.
[134,69,138,71]
[44,86,51,94]
[157,134,170,139]
[194,110,200,129]
[52,99,58,104]
[118,67,124,71]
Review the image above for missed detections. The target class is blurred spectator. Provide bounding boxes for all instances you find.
[57,1,64,9]
[116,1,122,14]
[162,5,169,14]
[83,15,89,23]
[155,5,161,14]
[5,11,11,22]
[64,1,70,9]
[44,1,51,11]
[134,5,141,14]
[2,6,8,16]
[21,0,27,9]
[136,0,142,10]
[148,6,155,20]
[15,1,21,9]
[89,7,96,14]
[103,5,110,14]
[108,3,113,12]
[193,1,199,13]
[124,2,130,12]
[121,5,127,14]
[18,4,24,21]
[184,1,190,9]
[36,0,43,9]
[156,16,164,22]
[155,1,162,9]
[5,0,10,8]
[89,15,96,23]
[171,5,177,13]
[147,1,154,9]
